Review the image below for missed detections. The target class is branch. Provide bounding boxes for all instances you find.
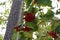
[4,0,23,40]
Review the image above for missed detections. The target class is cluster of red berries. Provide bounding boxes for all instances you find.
[14,11,35,32]
[14,25,31,32]
[48,30,58,39]
[24,11,35,22]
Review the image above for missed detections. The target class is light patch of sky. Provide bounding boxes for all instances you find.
[0,0,10,37]
[43,0,60,19]
[0,25,6,36]
[0,6,5,12]
[0,0,11,12]
[0,0,60,37]
[53,0,60,19]
[0,0,6,3]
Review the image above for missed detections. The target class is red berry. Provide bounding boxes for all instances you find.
[16,29,20,32]
[14,26,20,32]
[22,26,31,32]
[24,13,35,22]
[48,30,58,39]
[14,26,19,29]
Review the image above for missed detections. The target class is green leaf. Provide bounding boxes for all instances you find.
[24,32,32,40]
[19,32,26,40]
[45,0,52,7]
[28,7,38,13]
[12,33,17,40]
[36,0,52,7]
[41,9,54,21]
[56,9,60,15]
[46,25,52,31]
[25,0,32,8]
[28,3,34,12]
[55,25,60,34]
[25,19,38,31]
[25,22,38,31]
[37,36,45,40]
[46,36,53,40]
[51,20,60,30]
[0,34,3,40]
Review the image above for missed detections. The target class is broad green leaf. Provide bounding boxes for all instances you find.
[0,34,3,40]
[28,7,38,13]
[28,3,34,12]
[12,29,18,40]
[46,36,53,40]
[25,22,38,31]
[46,25,52,31]
[25,19,38,31]
[25,0,32,8]
[55,25,60,34]
[41,9,54,21]
[37,36,45,40]
[19,32,26,40]
[12,33,17,40]
[51,20,60,30]
[24,32,32,39]
[36,0,52,7]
